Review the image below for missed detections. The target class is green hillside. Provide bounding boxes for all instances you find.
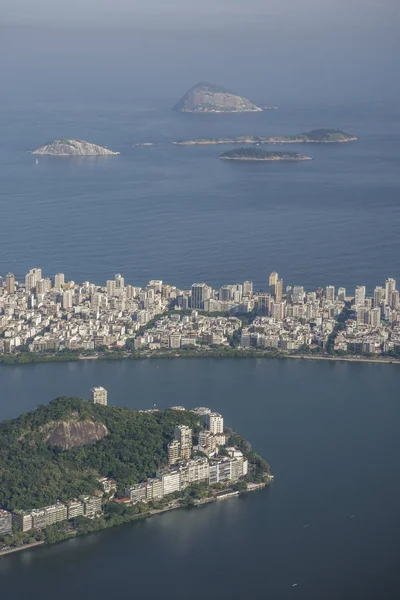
[0,398,202,511]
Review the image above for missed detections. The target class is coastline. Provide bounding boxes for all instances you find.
[173,137,358,146]
[1,350,399,366]
[218,156,312,162]
[0,481,271,558]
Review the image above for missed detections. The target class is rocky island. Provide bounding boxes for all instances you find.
[173,82,262,113]
[173,129,357,145]
[0,397,270,553]
[32,139,119,156]
[218,148,312,161]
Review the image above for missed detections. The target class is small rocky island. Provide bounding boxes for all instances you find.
[173,129,357,145]
[32,140,120,156]
[218,148,312,161]
[173,82,262,113]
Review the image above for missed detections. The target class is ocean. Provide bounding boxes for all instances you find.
[1,99,400,293]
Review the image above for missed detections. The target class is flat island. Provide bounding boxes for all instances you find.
[173,129,357,146]
[32,139,120,156]
[0,396,270,554]
[218,148,312,161]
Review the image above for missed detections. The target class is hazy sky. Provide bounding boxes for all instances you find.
[3,0,399,31]
[1,0,399,105]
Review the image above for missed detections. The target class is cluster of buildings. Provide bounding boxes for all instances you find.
[240,273,400,355]
[0,495,105,535]
[126,408,248,504]
[334,280,400,354]
[133,312,241,350]
[1,268,399,356]
[0,399,248,539]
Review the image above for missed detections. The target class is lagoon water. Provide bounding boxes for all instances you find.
[1,358,400,599]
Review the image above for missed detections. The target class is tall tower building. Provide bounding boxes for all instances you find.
[269,271,278,297]
[6,273,15,294]
[355,286,366,306]
[191,283,211,309]
[338,288,346,301]
[243,281,253,297]
[54,273,65,289]
[106,280,116,297]
[370,307,381,328]
[168,440,181,465]
[325,286,335,302]
[62,290,73,310]
[115,273,125,289]
[275,279,283,303]
[373,286,385,307]
[25,268,42,291]
[205,412,224,434]
[174,425,192,460]
[91,387,108,406]
[385,278,396,305]
[391,290,399,309]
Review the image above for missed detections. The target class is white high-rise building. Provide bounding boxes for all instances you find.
[325,285,335,302]
[385,278,396,305]
[115,273,125,289]
[54,273,65,289]
[62,289,73,310]
[174,425,192,459]
[191,283,211,309]
[370,307,381,328]
[374,286,385,307]
[355,286,366,306]
[92,386,108,406]
[106,280,116,297]
[205,412,224,434]
[338,287,346,301]
[243,281,253,296]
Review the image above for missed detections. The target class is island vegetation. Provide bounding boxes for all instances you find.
[172,129,357,146]
[0,398,270,552]
[218,148,312,161]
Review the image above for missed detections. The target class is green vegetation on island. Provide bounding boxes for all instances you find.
[0,397,270,552]
[173,129,357,145]
[218,148,312,161]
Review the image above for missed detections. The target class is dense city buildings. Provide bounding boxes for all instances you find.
[1,268,399,357]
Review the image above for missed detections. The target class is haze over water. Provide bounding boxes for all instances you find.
[1,9,400,599]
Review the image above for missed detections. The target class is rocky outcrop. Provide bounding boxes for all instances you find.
[173,82,262,113]
[32,139,119,156]
[42,420,108,449]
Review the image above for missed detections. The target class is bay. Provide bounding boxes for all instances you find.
[1,358,400,599]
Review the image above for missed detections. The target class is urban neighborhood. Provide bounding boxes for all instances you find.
[0,269,399,357]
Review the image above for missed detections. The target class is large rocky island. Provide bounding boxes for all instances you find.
[219,148,312,161]
[173,129,357,145]
[0,397,270,553]
[32,139,119,156]
[173,82,262,113]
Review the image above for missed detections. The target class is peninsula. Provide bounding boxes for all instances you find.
[173,129,357,145]
[218,148,312,161]
[32,140,120,156]
[173,82,262,113]
[0,396,270,552]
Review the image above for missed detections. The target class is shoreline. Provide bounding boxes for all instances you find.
[0,481,270,558]
[1,351,399,367]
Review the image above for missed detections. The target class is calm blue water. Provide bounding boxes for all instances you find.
[0,358,400,600]
[1,100,399,292]
[1,28,400,598]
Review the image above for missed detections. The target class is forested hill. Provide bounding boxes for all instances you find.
[0,398,202,511]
